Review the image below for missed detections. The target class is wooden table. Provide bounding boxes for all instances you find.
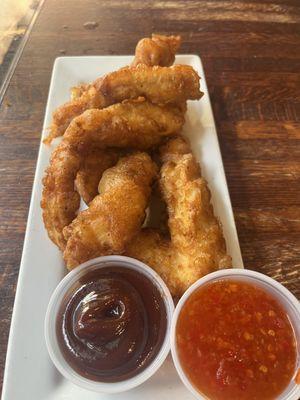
[0,0,299,393]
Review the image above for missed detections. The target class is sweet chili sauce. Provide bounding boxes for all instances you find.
[176,280,297,400]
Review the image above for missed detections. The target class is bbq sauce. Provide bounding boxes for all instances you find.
[56,266,167,382]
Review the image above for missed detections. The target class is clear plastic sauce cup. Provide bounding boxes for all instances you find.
[45,255,174,393]
[171,269,300,400]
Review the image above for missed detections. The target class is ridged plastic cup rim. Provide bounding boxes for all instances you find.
[170,268,300,400]
[45,255,174,393]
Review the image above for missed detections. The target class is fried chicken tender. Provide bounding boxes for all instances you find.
[75,148,119,204]
[45,64,201,143]
[42,141,81,250]
[132,34,181,67]
[63,153,157,269]
[41,99,184,249]
[71,34,180,101]
[126,137,232,296]
[70,35,180,101]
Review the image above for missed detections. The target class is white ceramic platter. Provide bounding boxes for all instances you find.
[2,55,243,400]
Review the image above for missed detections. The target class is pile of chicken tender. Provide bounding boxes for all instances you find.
[41,34,231,297]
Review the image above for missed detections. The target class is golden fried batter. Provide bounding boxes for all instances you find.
[75,148,119,204]
[70,83,89,100]
[41,141,81,249]
[132,34,181,67]
[70,35,179,101]
[41,99,184,249]
[45,64,201,143]
[126,137,231,296]
[63,153,157,269]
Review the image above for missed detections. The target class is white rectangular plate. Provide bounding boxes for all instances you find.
[2,55,243,400]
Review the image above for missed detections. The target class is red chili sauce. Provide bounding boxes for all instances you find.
[176,280,297,400]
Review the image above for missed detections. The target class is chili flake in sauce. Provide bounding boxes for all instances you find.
[176,280,297,400]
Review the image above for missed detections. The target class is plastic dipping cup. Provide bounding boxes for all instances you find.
[45,255,174,393]
[171,268,300,400]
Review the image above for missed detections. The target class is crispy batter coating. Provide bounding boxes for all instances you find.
[75,148,119,204]
[45,64,201,143]
[41,99,184,249]
[70,35,180,100]
[64,99,184,150]
[63,153,157,269]
[126,137,232,296]
[41,140,81,250]
[70,83,89,100]
[71,35,180,100]
[132,34,181,67]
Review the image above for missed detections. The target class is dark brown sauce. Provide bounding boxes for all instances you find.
[56,265,167,382]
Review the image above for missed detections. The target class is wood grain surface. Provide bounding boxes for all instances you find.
[0,0,299,394]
